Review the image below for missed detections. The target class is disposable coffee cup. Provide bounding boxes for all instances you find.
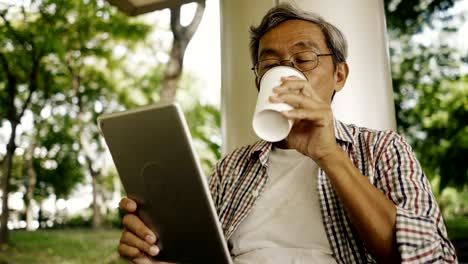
[252,66,307,142]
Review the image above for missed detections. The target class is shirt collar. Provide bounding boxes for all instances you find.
[247,119,355,165]
[333,119,355,145]
[247,140,271,166]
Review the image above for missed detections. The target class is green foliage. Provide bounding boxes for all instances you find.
[390,44,467,189]
[1,0,221,237]
[0,0,154,233]
[437,185,468,217]
[118,64,166,107]
[61,214,92,228]
[445,216,468,240]
[384,0,467,193]
[384,0,458,35]
[26,115,83,199]
[185,101,222,175]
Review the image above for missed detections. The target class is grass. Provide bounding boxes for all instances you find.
[0,229,127,264]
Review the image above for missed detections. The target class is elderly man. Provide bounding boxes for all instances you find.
[117,4,457,264]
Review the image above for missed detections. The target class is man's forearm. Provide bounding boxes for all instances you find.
[316,145,400,263]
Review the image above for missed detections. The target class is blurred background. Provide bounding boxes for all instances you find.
[0,0,466,263]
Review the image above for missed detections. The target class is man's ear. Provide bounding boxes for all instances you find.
[334,62,349,92]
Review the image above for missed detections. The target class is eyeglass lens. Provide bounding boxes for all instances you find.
[256,51,319,77]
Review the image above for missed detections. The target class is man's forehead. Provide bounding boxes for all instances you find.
[258,20,327,52]
[258,40,321,58]
[291,40,321,50]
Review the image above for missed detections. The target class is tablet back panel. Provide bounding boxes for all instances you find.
[98,103,231,264]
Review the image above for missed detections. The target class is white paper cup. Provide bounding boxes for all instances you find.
[252,66,307,142]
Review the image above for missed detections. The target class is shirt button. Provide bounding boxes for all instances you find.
[252,190,259,198]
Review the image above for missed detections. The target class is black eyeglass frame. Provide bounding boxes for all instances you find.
[251,50,334,79]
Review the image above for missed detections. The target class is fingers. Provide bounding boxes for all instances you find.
[273,79,305,93]
[270,76,333,124]
[270,90,332,124]
[119,198,160,261]
[122,214,157,245]
[132,258,151,264]
[120,229,160,257]
[120,197,137,213]
[132,258,173,264]
[270,92,317,109]
[118,242,145,259]
[282,108,330,125]
[281,75,303,82]
[272,76,318,98]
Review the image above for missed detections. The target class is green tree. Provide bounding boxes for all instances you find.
[384,0,458,35]
[32,0,150,229]
[0,0,218,245]
[0,0,151,243]
[384,0,467,193]
[18,114,84,230]
[185,101,222,175]
[0,2,64,244]
[159,2,205,103]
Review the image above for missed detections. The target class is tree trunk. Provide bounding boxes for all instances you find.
[160,41,185,103]
[91,172,101,229]
[38,200,45,228]
[159,2,206,103]
[0,13,42,244]
[0,121,18,245]
[80,129,102,229]
[69,65,103,229]
[52,195,58,227]
[79,128,103,229]
[25,144,37,231]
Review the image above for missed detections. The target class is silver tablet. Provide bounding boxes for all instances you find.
[98,103,232,264]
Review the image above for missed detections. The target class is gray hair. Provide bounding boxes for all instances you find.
[249,3,348,68]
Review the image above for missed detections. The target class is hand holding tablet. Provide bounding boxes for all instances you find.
[118,197,175,264]
[98,103,232,264]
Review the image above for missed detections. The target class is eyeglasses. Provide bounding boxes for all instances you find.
[252,50,334,79]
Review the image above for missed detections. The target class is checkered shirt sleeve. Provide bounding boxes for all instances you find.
[374,132,457,263]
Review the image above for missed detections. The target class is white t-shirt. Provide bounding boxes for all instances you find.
[228,147,336,264]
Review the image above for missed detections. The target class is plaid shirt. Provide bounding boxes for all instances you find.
[209,120,457,263]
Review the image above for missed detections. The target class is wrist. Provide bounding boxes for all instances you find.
[315,144,343,168]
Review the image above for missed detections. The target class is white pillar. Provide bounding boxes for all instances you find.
[220,0,275,154]
[220,0,396,154]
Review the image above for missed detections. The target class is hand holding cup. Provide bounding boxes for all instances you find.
[252,66,307,142]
